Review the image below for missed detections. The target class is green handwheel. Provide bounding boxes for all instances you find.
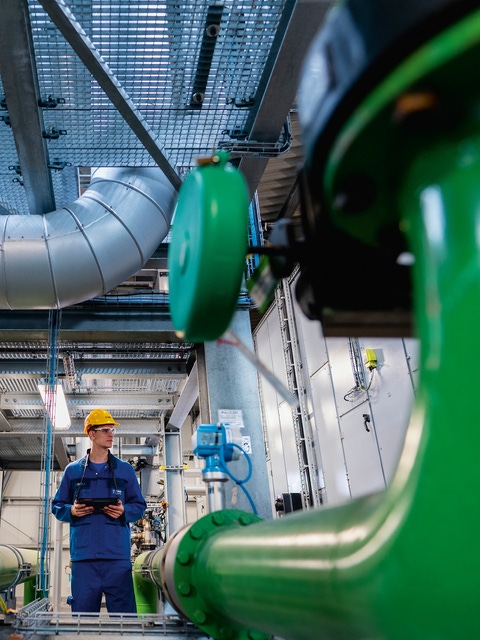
[168,151,250,342]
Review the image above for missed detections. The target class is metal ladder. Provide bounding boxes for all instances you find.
[37,309,62,599]
[274,273,324,507]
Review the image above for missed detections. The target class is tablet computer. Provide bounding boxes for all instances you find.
[77,498,118,513]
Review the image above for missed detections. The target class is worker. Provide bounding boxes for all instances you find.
[52,408,147,614]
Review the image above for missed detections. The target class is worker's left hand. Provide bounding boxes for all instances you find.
[103,499,124,519]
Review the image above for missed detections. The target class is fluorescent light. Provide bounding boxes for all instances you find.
[38,382,71,430]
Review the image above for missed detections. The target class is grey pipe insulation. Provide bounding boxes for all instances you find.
[0,167,178,310]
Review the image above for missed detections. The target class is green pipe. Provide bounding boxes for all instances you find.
[133,550,162,614]
[22,577,37,606]
[158,133,480,640]
[154,10,480,639]
[0,545,39,593]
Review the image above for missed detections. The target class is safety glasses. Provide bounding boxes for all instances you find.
[92,427,116,435]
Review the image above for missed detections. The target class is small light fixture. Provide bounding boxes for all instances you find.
[38,380,71,430]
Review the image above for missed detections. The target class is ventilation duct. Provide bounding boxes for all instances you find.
[0,167,177,310]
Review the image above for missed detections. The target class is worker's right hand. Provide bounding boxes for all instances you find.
[71,500,94,518]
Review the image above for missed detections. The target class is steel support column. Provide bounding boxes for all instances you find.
[203,308,272,520]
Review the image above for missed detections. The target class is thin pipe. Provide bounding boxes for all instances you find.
[52,515,63,612]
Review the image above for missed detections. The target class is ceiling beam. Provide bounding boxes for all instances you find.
[0,419,165,436]
[54,435,71,470]
[0,0,55,213]
[0,393,174,411]
[0,412,11,430]
[238,0,333,198]
[167,361,198,430]
[0,362,187,377]
[0,307,180,342]
[78,372,186,380]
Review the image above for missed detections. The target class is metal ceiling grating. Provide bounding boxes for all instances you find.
[0,0,289,215]
[28,0,285,164]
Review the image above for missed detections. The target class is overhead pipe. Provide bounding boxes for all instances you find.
[0,167,177,310]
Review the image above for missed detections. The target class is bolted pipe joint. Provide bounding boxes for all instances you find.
[155,510,265,640]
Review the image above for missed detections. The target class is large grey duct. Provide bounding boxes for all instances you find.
[0,167,177,310]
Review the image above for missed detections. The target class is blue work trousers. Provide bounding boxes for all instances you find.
[70,559,137,613]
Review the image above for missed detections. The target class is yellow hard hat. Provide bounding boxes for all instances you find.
[84,408,119,435]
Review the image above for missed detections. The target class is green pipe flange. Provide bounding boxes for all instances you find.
[168,151,249,343]
[173,509,267,640]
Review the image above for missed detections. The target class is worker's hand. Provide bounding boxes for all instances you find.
[103,499,124,519]
[71,500,94,518]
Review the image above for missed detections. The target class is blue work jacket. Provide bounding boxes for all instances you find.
[52,450,147,561]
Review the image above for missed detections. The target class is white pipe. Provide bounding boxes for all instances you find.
[52,510,64,612]
[0,167,177,309]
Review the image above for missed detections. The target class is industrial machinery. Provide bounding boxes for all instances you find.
[3,1,480,638]
[130,502,169,559]
[164,1,480,639]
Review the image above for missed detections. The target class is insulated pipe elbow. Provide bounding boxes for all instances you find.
[0,167,178,309]
[0,545,38,592]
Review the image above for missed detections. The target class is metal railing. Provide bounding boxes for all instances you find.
[13,599,209,639]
